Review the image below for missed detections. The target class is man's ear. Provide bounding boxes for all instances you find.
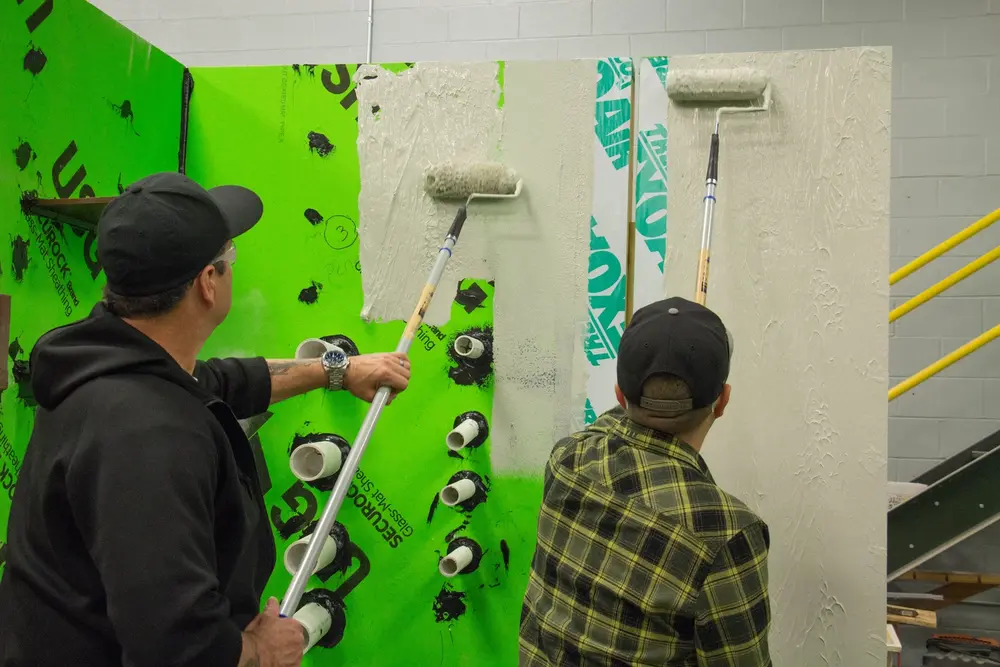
[714,384,731,419]
[614,384,627,410]
[193,265,217,307]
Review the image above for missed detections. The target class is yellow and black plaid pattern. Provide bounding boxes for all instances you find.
[519,407,772,666]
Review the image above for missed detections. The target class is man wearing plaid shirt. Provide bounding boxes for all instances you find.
[520,297,772,666]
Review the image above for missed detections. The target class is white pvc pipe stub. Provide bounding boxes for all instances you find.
[446,418,480,451]
[454,334,485,359]
[295,337,337,360]
[294,602,333,653]
[290,440,344,482]
[439,545,475,578]
[440,478,477,507]
[284,534,338,576]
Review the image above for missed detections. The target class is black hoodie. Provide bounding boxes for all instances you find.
[0,304,276,667]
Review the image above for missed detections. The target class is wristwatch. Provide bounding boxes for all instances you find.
[320,346,350,391]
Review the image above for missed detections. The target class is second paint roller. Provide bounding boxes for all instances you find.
[666,68,773,305]
[279,161,523,618]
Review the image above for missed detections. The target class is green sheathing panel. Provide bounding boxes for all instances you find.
[185,64,541,665]
[0,0,183,569]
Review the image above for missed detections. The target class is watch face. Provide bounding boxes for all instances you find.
[323,348,347,367]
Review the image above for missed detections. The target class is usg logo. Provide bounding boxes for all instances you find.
[585,217,626,367]
[634,123,668,271]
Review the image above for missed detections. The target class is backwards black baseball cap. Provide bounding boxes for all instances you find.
[617,297,734,416]
[97,172,263,297]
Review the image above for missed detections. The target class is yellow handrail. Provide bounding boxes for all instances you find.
[890,324,1000,401]
[891,245,1000,322]
[891,207,1000,285]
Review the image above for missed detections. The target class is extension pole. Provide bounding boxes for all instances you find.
[695,130,720,305]
[279,207,469,617]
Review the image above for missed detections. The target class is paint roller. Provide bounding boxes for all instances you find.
[665,68,773,305]
[279,161,523,618]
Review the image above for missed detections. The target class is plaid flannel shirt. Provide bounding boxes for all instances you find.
[519,406,772,666]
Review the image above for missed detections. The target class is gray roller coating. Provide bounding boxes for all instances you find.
[424,162,520,200]
[666,68,769,102]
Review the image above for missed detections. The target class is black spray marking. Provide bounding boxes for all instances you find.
[11,236,29,282]
[109,100,140,136]
[35,170,42,188]
[300,589,347,649]
[9,337,23,362]
[446,325,494,388]
[13,140,36,171]
[452,410,489,449]
[445,519,470,543]
[117,173,126,195]
[433,585,467,623]
[288,432,351,492]
[23,43,46,75]
[447,449,464,460]
[307,131,335,158]
[12,360,35,407]
[426,493,440,524]
[454,281,489,313]
[298,280,323,305]
[292,64,318,78]
[500,540,510,572]
[319,334,359,357]
[304,208,323,226]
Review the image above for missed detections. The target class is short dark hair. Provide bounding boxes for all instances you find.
[103,260,227,319]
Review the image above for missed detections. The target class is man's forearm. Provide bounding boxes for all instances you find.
[266,359,326,404]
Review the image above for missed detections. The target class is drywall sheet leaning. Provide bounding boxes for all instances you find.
[631,57,671,313]
[586,57,632,422]
[0,0,182,572]
[663,48,891,665]
[355,61,596,474]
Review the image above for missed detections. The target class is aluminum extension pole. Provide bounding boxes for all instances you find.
[280,209,467,617]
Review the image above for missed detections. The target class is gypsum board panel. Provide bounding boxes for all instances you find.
[888,442,1000,582]
[913,427,1000,486]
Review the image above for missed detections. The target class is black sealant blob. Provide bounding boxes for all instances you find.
[444,536,483,575]
[432,585,467,623]
[11,236,30,282]
[500,540,510,572]
[12,360,36,407]
[307,131,335,158]
[298,280,323,305]
[304,208,323,226]
[452,410,489,449]
[445,470,489,513]
[23,44,46,75]
[320,334,360,357]
[454,281,489,314]
[300,588,347,649]
[447,449,464,460]
[117,173,126,195]
[446,325,494,388]
[14,140,36,171]
[288,432,351,492]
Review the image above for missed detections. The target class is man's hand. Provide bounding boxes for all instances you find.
[241,598,305,667]
[344,352,411,403]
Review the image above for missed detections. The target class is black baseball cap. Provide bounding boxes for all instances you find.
[617,297,733,416]
[98,172,263,297]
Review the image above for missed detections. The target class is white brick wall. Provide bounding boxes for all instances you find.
[88,0,1000,483]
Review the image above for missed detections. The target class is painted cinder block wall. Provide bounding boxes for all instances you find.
[85,0,1000,659]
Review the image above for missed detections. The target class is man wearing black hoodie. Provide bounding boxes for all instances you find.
[0,172,411,667]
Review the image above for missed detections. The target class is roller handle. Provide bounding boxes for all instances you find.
[446,206,468,241]
[706,133,720,182]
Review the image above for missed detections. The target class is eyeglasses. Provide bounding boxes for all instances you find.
[214,243,237,266]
